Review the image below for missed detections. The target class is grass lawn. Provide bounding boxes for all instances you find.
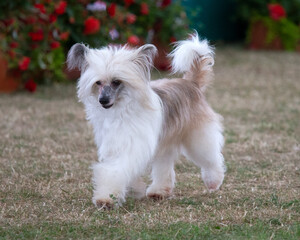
[0,47,299,239]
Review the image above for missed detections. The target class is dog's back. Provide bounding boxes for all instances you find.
[151,34,218,142]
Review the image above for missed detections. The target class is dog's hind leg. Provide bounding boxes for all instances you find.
[182,121,225,192]
[146,147,178,200]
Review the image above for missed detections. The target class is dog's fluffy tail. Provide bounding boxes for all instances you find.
[169,32,214,91]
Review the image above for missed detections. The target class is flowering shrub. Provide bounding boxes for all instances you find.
[0,0,68,91]
[58,0,188,48]
[268,3,286,20]
[235,0,300,50]
[0,0,188,92]
[249,3,300,50]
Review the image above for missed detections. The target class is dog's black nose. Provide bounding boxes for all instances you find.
[99,97,110,105]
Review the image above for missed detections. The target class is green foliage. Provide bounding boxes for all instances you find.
[0,1,30,19]
[277,18,300,50]
[248,16,300,50]
[153,1,188,43]
[235,0,300,51]
[235,0,300,24]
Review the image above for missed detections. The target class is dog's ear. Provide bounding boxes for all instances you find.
[67,43,89,71]
[134,44,157,68]
[137,44,157,62]
[132,44,157,80]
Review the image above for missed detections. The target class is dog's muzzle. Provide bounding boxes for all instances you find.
[99,97,113,109]
[99,86,114,109]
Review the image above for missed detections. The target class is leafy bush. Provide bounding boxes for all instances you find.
[0,0,188,91]
[0,0,68,88]
[58,0,188,48]
[235,0,300,50]
[235,0,300,25]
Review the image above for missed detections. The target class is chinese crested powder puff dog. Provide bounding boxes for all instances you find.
[67,33,225,209]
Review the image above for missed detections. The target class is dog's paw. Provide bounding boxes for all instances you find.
[202,169,224,193]
[93,199,114,210]
[146,186,172,201]
[205,182,221,193]
[147,193,165,201]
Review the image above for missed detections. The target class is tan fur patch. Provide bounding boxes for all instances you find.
[151,58,217,144]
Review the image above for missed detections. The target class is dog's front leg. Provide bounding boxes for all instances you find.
[91,161,131,209]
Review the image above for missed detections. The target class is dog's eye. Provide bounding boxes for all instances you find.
[95,81,101,86]
[111,80,122,87]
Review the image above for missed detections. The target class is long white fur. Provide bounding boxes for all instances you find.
[74,45,162,205]
[169,33,214,74]
[68,33,225,208]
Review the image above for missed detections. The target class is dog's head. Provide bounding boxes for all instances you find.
[67,43,157,109]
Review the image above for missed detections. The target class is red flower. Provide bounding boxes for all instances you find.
[84,17,100,35]
[50,41,60,49]
[268,3,286,20]
[60,31,70,40]
[49,14,57,23]
[55,1,67,15]
[128,35,140,45]
[25,79,37,93]
[29,29,44,41]
[161,0,171,7]
[34,3,46,14]
[10,42,18,48]
[169,36,177,43]
[140,3,149,15]
[124,0,134,7]
[107,3,116,17]
[126,13,136,24]
[19,57,31,71]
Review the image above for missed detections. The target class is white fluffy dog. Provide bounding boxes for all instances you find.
[67,33,225,209]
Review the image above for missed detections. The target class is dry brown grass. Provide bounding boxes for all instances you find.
[0,47,299,239]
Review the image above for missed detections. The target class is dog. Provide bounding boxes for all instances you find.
[67,33,225,209]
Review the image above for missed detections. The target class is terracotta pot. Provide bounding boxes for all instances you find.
[153,39,171,71]
[0,56,20,93]
[297,42,300,53]
[249,20,283,50]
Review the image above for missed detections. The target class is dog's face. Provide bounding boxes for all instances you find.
[67,43,157,109]
[94,78,123,109]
